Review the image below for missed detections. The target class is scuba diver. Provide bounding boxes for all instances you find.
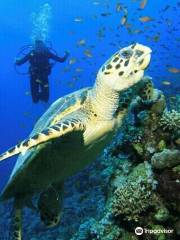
[15,40,69,103]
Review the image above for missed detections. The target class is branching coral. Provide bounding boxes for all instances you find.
[112,180,152,221]
[111,162,157,222]
[159,110,180,132]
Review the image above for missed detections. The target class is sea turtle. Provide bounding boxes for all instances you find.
[0,43,151,239]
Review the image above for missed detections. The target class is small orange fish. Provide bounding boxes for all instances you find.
[119,6,128,26]
[77,39,86,46]
[35,79,42,84]
[133,29,143,34]
[116,3,122,12]
[74,17,83,23]
[69,58,77,65]
[84,49,93,58]
[121,15,128,25]
[139,16,153,23]
[161,81,171,85]
[140,0,148,9]
[167,67,180,73]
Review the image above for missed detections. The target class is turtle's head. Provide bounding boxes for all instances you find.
[98,43,152,91]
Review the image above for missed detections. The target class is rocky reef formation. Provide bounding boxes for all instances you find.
[0,77,179,239]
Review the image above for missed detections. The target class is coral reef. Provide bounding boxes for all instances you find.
[168,95,180,112]
[159,110,180,132]
[111,162,156,222]
[70,215,122,240]
[156,169,180,203]
[151,149,180,169]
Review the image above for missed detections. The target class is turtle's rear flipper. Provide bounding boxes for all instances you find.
[38,182,64,228]
[11,203,22,240]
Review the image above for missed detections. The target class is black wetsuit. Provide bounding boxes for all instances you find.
[16,48,68,103]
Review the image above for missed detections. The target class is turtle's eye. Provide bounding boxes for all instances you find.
[120,49,133,58]
[135,50,144,57]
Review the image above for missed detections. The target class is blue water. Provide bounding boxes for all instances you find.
[0,0,179,192]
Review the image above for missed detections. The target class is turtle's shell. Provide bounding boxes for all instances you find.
[1,87,90,200]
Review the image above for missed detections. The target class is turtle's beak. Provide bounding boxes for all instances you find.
[140,53,151,70]
[136,45,152,70]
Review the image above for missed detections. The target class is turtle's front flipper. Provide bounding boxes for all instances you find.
[0,118,86,162]
[11,202,22,240]
[38,182,64,228]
